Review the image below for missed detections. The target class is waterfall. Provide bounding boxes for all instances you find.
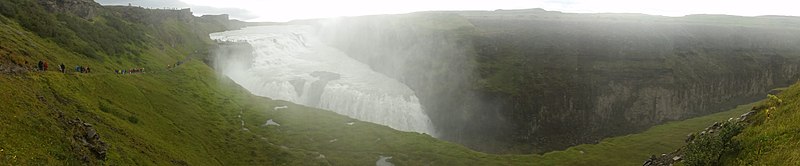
[211,25,436,136]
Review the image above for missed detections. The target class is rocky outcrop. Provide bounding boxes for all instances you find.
[53,111,108,162]
[199,14,249,30]
[317,11,800,153]
[38,0,99,19]
[70,120,108,160]
[306,71,342,106]
[106,6,194,23]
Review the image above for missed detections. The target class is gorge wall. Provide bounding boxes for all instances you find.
[316,10,800,154]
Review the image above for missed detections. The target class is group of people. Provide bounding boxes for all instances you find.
[75,65,91,73]
[30,59,180,75]
[166,61,184,69]
[35,60,90,74]
[36,61,49,71]
[33,59,148,75]
[115,68,144,74]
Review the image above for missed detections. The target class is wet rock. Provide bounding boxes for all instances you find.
[289,79,306,95]
[311,71,341,81]
[768,89,784,95]
[739,110,756,122]
[685,133,695,143]
[87,128,97,139]
[64,119,108,160]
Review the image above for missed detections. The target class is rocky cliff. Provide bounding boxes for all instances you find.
[37,0,99,19]
[317,10,800,153]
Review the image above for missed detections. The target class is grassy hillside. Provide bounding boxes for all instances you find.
[716,83,800,165]
[644,83,800,166]
[0,1,792,165]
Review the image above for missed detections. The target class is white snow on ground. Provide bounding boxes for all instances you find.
[376,156,394,166]
[274,106,288,110]
[346,122,355,125]
[328,139,338,143]
[263,119,280,126]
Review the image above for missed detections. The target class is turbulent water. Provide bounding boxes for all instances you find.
[211,26,436,136]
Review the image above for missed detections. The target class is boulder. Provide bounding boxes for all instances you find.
[685,133,695,143]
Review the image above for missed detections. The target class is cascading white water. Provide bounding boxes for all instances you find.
[211,25,436,136]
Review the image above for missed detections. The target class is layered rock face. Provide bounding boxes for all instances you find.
[317,11,800,153]
[38,0,99,19]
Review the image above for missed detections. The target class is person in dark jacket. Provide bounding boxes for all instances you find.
[59,63,65,73]
[37,61,43,71]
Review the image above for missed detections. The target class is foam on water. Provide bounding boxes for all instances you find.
[211,26,436,136]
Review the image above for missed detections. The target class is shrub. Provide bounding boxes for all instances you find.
[765,94,783,120]
[683,122,744,166]
[99,103,113,113]
[766,94,782,107]
[127,116,139,124]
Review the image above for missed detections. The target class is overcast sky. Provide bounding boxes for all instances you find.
[97,0,798,22]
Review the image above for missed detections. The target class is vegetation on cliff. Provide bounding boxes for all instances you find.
[318,11,800,154]
[680,85,800,165]
[2,1,798,165]
[645,84,800,166]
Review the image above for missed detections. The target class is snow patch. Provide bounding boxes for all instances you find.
[376,156,394,166]
[274,106,288,110]
[263,119,280,126]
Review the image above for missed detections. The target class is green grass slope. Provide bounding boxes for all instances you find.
[0,1,785,165]
[648,83,800,166]
[716,83,800,165]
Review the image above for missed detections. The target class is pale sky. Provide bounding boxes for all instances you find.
[104,0,800,22]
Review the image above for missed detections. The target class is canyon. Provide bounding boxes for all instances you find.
[314,9,800,153]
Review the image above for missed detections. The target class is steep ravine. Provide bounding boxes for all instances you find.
[317,11,800,153]
[317,14,518,152]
